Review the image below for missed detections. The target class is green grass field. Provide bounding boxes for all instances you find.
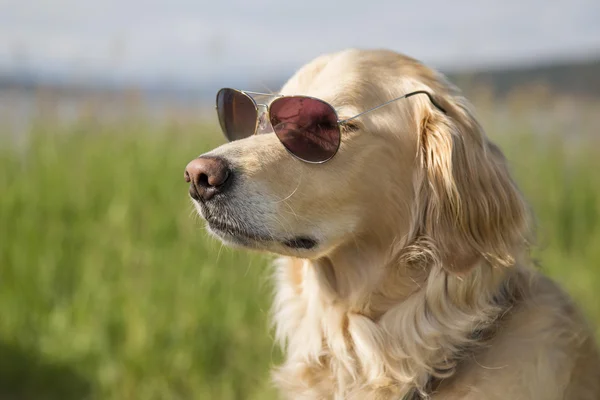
[0,110,599,399]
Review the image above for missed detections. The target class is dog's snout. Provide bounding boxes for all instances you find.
[185,157,232,201]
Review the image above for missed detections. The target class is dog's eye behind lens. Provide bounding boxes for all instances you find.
[315,118,337,130]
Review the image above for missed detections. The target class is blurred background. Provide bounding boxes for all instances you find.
[1,0,599,399]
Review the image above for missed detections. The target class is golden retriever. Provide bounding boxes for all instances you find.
[185,49,600,399]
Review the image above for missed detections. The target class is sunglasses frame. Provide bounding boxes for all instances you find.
[215,87,447,164]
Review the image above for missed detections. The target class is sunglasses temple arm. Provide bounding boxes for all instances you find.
[338,90,447,125]
[405,91,447,114]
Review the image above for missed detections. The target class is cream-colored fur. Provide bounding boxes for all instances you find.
[189,49,600,399]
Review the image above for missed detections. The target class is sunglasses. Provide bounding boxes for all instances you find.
[216,88,447,163]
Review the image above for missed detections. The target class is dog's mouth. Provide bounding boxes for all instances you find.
[281,236,318,249]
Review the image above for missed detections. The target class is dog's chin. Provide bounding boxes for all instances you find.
[206,221,320,256]
[194,201,320,256]
[205,220,267,249]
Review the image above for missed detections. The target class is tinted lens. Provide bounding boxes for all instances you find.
[216,89,258,141]
[269,97,340,162]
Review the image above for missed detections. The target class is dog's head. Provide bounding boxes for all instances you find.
[186,49,529,274]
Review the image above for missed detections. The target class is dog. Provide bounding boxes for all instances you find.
[185,49,600,399]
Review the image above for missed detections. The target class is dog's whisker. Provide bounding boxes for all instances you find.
[216,241,225,264]
[280,201,312,224]
[272,171,304,204]
[243,256,254,278]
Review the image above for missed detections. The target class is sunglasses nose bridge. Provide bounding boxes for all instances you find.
[255,104,273,134]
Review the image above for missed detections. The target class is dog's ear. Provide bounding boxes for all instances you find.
[407,95,529,274]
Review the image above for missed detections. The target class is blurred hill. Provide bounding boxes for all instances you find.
[2,56,600,101]
[448,57,600,98]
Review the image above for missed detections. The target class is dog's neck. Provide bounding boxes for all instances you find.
[272,245,521,398]
[310,243,428,315]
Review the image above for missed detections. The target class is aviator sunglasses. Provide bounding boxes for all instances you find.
[216,88,447,163]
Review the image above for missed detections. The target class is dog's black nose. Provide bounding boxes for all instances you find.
[185,157,232,201]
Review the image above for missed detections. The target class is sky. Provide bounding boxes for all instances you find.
[1,0,600,86]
